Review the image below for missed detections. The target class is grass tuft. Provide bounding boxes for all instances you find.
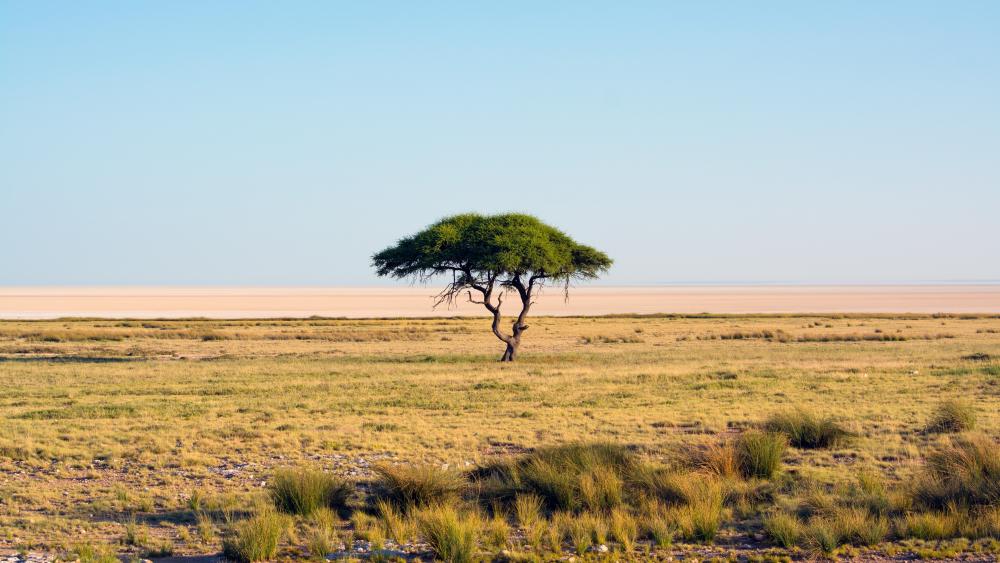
[736,430,786,479]
[222,512,288,563]
[762,512,803,547]
[925,400,977,433]
[415,505,480,563]
[804,518,839,555]
[567,514,594,554]
[913,434,1000,510]
[763,409,852,448]
[896,511,959,540]
[372,463,464,512]
[609,507,638,552]
[473,442,635,513]
[269,467,351,516]
[831,507,888,546]
[671,475,724,542]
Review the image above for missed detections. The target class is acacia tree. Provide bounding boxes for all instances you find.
[372,213,612,361]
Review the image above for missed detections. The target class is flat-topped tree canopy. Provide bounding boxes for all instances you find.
[373,213,611,282]
[373,213,612,361]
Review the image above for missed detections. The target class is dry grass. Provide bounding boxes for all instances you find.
[763,409,853,449]
[913,433,1000,510]
[0,315,998,558]
[414,505,480,563]
[222,511,288,563]
[268,467,351,516]
[371,463,464,512]
[735,430,786,479]
[925,400,977,433]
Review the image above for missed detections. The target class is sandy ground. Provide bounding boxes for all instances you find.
[0,285,998,319]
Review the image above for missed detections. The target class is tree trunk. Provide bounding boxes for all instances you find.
[500,343,517,362]
[472,273,535,362]
[500,341,518,362]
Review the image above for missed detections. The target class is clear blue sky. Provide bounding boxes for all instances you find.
[2,1,998,285]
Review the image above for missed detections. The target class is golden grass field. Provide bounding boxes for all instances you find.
[1,314,999,561]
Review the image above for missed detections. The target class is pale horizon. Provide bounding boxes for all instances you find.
[4,284,1000,319]
[3,1,999,286]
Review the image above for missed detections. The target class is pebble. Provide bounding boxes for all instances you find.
[1,555,53,563]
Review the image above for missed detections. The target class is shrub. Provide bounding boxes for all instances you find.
[416,505,480,563]
[764,410,852,449]
[913,434,1000,510]
[736,430,786,479]
[269,467,351,516]
[222,512,288,563]
[609,508,638,552]
[763,512,803,548]
[926,400,977,433]
[372,463,464,512]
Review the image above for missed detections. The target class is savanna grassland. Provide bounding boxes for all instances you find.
[1,315,999,561]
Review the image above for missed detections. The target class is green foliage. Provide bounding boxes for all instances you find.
[373,213,612,283]
[926,400,977,433]
[372,463,465,512]
[268,467,351,516]
[763,409,852,449]
[736,430,786,479]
